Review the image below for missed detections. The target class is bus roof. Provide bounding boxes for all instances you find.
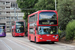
[28,10,57,17]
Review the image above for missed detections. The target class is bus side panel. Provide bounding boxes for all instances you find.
[28,23,29,39]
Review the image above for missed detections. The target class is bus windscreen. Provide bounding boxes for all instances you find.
[39,12,57,25]
[16,22,24,33]
[38,26,58,34]
[0,26,4,35]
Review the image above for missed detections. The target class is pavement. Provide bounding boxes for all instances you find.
[0,33,75,50]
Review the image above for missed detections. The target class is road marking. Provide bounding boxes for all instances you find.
[0,39,12,50]
[7,37,49,50]
[58,42,75,47]
[6,38,36,50]
[17,38,50,50]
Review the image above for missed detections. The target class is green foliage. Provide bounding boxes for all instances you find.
[58,29,62,36]
[66,20,75,40]
[17,0,38,9]
[35,0,55,10]
[58,0,75,30]
[58,29,62,40]
[17,0,38,18]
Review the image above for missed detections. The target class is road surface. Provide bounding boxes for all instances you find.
[0,33,75,50]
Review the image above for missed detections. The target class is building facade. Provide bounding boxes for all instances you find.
[0,0,24,32]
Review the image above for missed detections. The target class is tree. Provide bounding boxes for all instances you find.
[35,0,55,10]
[66,20,75,40]
[58,0,75,30]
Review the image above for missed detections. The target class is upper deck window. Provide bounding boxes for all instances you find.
[39,12,57,25]
[29,14,37,23]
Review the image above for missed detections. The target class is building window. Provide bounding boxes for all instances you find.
[6,7,10,8]
[6,2,10,3]
[6,17,10,19]
[11,17,13,19]
[6,12,10,13]
[6,2,10,5]
[11,3,17,8]
[7,26,10,28]
[7,21,10,23]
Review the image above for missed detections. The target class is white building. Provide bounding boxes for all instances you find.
[0,0,24,32]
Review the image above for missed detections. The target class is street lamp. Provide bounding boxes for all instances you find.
[14,8,16,21]
[55,0,56,10]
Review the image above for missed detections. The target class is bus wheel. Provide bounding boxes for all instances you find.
[35,37,36,43]
[3,36,6,37]
[29,36,32,42]
[35,37,38,43]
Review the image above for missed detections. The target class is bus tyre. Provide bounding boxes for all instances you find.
[35,37,38,43]
[35,38,38,43]
[29,36,32,42]
[35,37,36,43]
[3,36,6,37]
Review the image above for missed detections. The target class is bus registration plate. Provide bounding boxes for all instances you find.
[47,40,51,41]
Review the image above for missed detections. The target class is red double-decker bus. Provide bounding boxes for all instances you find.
[28,10,59,43]
[12,20,25,37]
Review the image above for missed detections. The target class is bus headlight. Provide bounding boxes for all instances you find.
[55,36,58,39]
[53,36,55,37]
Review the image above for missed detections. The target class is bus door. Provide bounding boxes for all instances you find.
[12,26,15,36]
[33,27,38,41]
[3,26,6,36]
[35,26,37,35]
[31,27,35,41]
[3,26,5,32]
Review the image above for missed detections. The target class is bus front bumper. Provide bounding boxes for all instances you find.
[37,38,59,42]
[15,33,25,36]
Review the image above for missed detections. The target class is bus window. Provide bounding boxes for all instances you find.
[39,12,57,25]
